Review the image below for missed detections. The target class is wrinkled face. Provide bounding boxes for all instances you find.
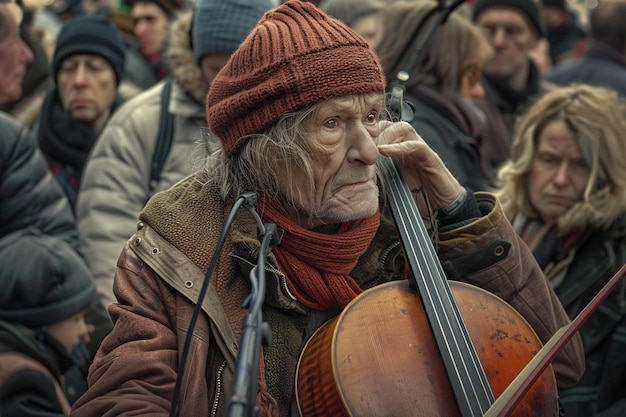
[0,4,34,104]
[283,94,384,228]
[47,311,90,353]
[475,8,539,81]
[132,2,169,59]
[57,54,117,130]
[199,53,231,91]
[528,120,590,224]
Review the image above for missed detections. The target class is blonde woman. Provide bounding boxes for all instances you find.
[497,84,626,417]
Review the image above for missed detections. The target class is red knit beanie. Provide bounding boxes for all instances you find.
[206,0,386,157]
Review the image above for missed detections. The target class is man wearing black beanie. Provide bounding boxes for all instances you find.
[36,14,126,211]
[471,0,553,171]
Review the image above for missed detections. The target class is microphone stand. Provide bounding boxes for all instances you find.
[227,222,281,417]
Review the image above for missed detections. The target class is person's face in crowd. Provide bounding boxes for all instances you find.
[0,3,34,105]
[47,311,90,353]
[351,12,384,51]
[528,120,590,225]
[57,54,117,131]
[285,93,383,228]
[199,53,231,91]
[132,1,170,60]
[475,7,539,82]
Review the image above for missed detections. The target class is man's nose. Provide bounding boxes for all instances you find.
[18,37,33,65]
[72,65,88,85]
[349,124,379,165]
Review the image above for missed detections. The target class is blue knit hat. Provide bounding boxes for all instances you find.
[191,0,274,63]
[0,230,97,328]
[52,15,126,85]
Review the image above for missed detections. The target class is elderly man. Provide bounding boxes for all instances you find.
[35,14,125,210]
[472,0,553,170]
[71,2,583,416]
[0,0,76,248]
[0,0,32,104]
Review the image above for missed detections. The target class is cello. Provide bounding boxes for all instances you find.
[294,155,559,416]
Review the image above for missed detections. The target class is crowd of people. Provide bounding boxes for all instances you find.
[1,0,625,416]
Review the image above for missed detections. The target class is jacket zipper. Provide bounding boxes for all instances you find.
[210,361,227,417]
[231,254,297,302]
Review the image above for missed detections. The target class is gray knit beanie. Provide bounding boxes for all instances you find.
[191,0,274,63]
[318,0,383,27]
[0,230,97,328]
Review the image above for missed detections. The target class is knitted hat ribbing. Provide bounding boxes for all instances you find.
[206,0,386,157]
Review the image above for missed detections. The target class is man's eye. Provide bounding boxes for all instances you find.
[366,112,377,123]
[506,27,522,37]
[60,63,76,72]
[324,119,337,128]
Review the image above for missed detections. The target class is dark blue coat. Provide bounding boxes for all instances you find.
[548,41,626,99]
[0,111,77,247]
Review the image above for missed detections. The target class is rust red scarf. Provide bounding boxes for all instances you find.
[260,198,381,310]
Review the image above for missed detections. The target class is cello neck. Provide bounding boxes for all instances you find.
[380,156,494,416]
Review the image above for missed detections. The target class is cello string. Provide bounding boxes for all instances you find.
[385,162,493,414]
[381,157,494,415]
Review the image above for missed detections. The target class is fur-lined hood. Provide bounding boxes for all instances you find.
[557,183,626,236]
[166,10,207,104]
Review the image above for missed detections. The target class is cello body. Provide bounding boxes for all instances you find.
[295,280,558,417]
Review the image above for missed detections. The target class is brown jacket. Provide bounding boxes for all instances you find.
[71,175,584,417]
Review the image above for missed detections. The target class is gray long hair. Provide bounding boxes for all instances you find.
[202,106,316,204]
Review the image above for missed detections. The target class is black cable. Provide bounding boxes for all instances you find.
[388,0,468,122]
[395,0,467,84]
[169,192,259,417]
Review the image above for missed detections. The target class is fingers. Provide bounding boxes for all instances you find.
[376,121,463,209]
[377,120,424,146]
[377,121,436,167]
